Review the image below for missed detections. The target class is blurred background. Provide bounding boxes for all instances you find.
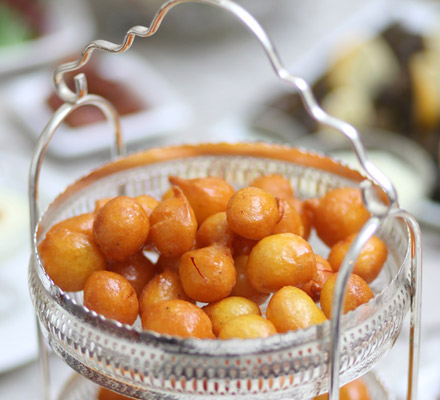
[0,0,439,399]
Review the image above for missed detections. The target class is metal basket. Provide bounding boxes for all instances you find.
[28,1,422,400]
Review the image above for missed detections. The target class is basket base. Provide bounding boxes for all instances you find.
[57,370,392,400]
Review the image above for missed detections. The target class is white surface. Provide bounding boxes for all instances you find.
[0,0,94,76]
[5,52,191,158]
[0,0,439,399]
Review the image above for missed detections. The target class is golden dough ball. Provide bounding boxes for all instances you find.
[247,233,316,293]
[320,273,374,318]
[218,314,277,339]
[97,387,135,400]
[138,268,191,316]
[286,197,312,240]
[155,254,180,273]
[179,244,236,303]
[134,195,159,217]
[38,228,106,292]
[249,174,294,199]
[266,286,326,332]
[141,299,215,339]
[149,187,197,258]
[300,254,333,302]
[272,198,304,237]
[107,251,157,297]
[226,187,279,240]
[230,254,269,305]
[50,213,95,237]
[169,176,235,224]
[202,296,261,336]
[94,197,112,213]
[313,378,371,400]
[231,235,258,256]
[196,211,235,249]
[93,196,150,262]
[83,270,139,325]
[328,234,388,283]
[306,188,370,247]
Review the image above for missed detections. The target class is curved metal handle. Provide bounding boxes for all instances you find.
[29,93,123,400]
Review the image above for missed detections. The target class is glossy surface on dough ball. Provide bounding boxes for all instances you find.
[134,194,159,217]
[328,234,388,283]
[141,299,214,339]
[203,296,261,336]
[83,270,139,325]
[320,273,374,318]
[38,228,106,292]
[249,174,294,199]
[107,251,157,296]
[179,244,236,303]
[266,286,326,332]
[226,187,279,240]
[218,314,277,339]
[307,187,370,247]
[93,196,150,261]
[169,176,235,224]
[286,197,312,240]
[247,233,316,293]
[229,254,268,305]
[149,187,197,258]
[138,268,191,316]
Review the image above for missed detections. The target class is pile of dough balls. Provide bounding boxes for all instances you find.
[38,173,387,340]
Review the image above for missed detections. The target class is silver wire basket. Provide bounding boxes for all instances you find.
[28,1,422,400]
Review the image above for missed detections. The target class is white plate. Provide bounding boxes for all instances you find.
[0,0,94,76]
[5,52,191,158]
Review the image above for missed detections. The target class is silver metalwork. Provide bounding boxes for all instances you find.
[28,1,421,400]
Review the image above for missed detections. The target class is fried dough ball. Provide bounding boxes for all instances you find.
[149,187,197,258]
[84,270,139,325]
[93,196,150,262]
[250,174,294,199]
[196,211,235,249]
[226,187,279,240]
[141,299,215,339]
[107,251,157,296]
[266,286,326,332]
[286,197,312,240]
[300,254,333,302]
[320,273,374,318]
[138,268,191,316]
[161,188,174,200]
[50,213,94,237]
[328,234,388,283]
[272,198,304,237]
[247,233,316,293]
[169,176,235,224]
[97,387,135,400]
[230,254,269,305]
[179,244,236,303]
[313,378,371,400]
[231,235,258,256]
[134,195,159,217]
[306,188,370,247]
[218,314,277,339]
[202,296,261,336]
[39,228,106,292]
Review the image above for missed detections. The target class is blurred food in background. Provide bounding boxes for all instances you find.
[253,21,440,204]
